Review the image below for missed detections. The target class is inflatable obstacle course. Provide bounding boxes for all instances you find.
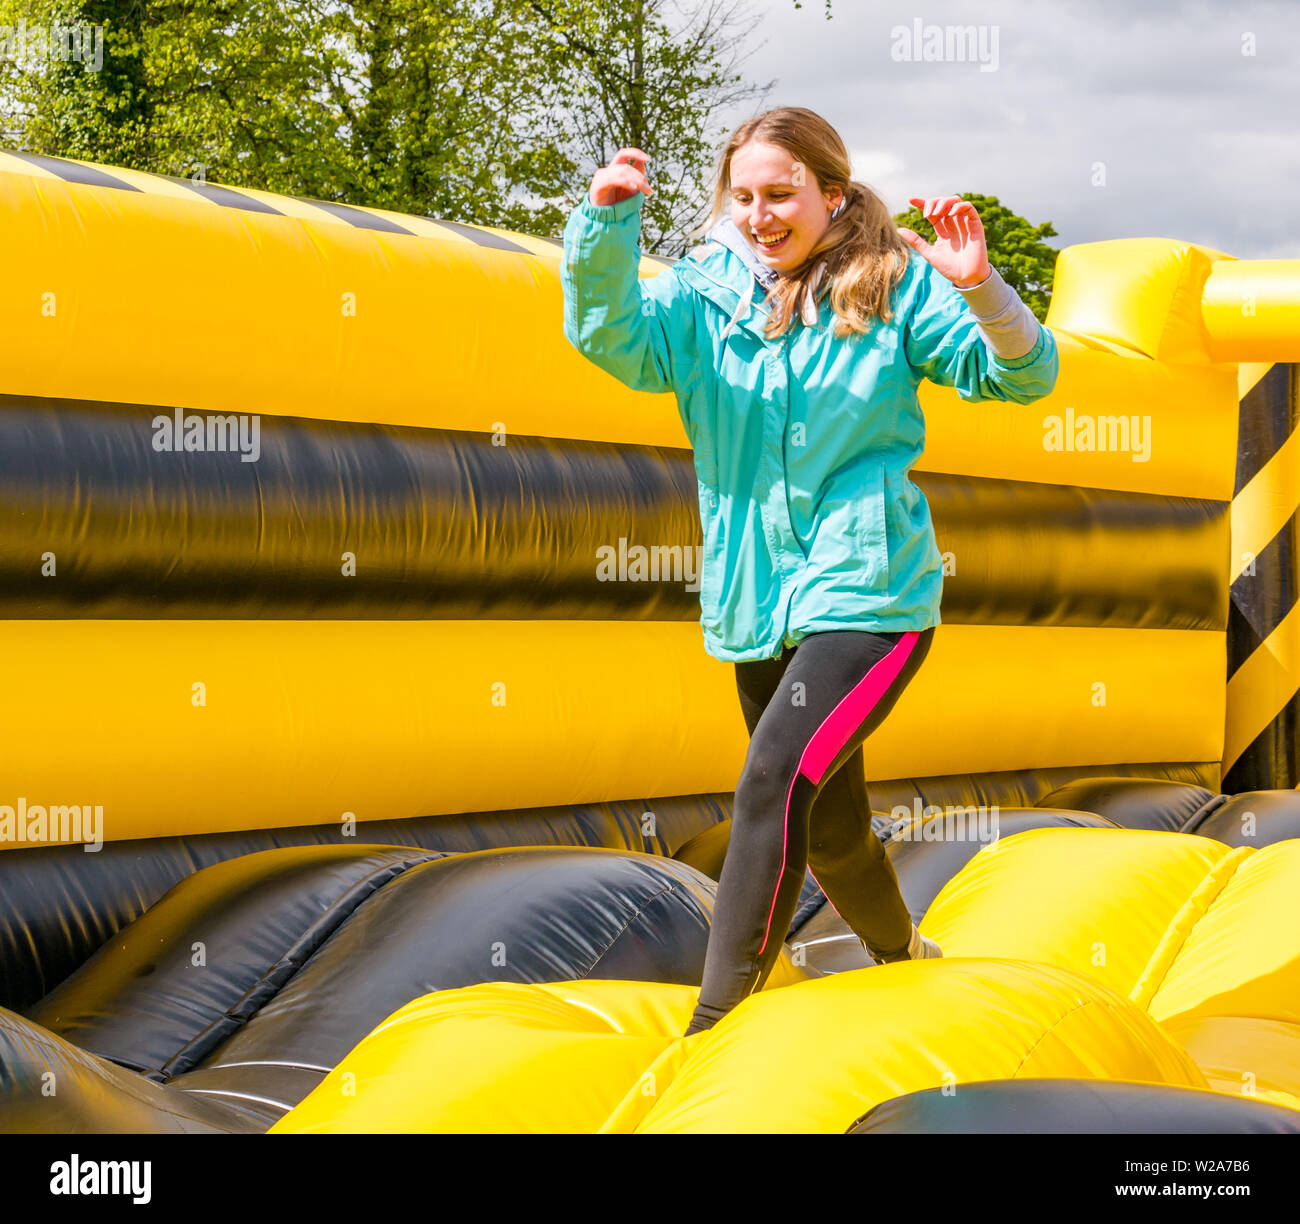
[0,150,1297,1133]
[267,830,1300,1133]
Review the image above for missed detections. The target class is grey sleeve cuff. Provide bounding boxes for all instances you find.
[954,265,1041,360]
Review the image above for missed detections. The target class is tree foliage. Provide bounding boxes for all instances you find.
[0,0,1058,302]
[0,0,769,250]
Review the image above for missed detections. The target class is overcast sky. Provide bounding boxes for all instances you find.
[711,0,1298,259]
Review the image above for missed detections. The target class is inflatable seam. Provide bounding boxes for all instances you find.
[1007,997,1094,1078]
[599,1040,692,1134]
[581,878,683,979]
[1127,846,1253,1011]
[1179,790,1231,834]
[149,851,442,1081]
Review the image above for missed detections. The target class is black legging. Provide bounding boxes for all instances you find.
[684,627,936,1035]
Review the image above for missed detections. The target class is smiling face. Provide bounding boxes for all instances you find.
[728,140,842,274]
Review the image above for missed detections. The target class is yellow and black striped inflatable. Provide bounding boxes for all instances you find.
[0,150,1297,1135]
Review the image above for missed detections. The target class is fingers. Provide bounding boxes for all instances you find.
[954,201,984,243]
[908,195,962,216]
[605,148,654,196]
[952,209,970,245]
[907,195,972,237]
[590,150,654,206]
[614,164,652,196]
[612,147,652,167]
[931,198,959,242]
[909,192,977,246]
[612,147,653,184]
[605,162,651,190]
[944,201,983,251]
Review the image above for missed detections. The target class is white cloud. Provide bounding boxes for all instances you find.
[714,0,1299,258]
[848,148,905,184]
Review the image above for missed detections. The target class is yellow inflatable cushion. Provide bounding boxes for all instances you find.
[273,829,1300,1132]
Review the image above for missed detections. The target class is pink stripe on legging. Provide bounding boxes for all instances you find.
[799,630,920,785]
[756,630,920,957]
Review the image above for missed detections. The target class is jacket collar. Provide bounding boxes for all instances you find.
[677,216,828,338]
[705,216,781,292]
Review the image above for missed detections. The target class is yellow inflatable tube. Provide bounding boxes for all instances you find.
[271,829,1300,1132]
[1,620,1222,849]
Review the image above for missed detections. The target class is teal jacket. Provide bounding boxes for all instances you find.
[561,191,1059,662]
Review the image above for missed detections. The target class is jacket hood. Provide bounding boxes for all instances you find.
[704,216,781,292]
[684,216,829,335]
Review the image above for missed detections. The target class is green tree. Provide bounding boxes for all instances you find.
[0,0,771,248]
[893,193,1058,320]
[524,0,771,253]
[0,0,363,193]
[0,0,592,229]
[317,0,579,233]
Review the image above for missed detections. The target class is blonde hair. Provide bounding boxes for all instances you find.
[695,106,912,340]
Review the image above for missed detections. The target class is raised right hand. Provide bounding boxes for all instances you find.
[588,147,654,207]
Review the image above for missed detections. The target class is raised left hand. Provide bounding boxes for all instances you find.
[897,196,992,289]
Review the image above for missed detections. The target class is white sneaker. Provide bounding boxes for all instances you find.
[865,922,942,964]
[916,932,943,959]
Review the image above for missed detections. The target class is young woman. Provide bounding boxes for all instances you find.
[561,106,1058,1036]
